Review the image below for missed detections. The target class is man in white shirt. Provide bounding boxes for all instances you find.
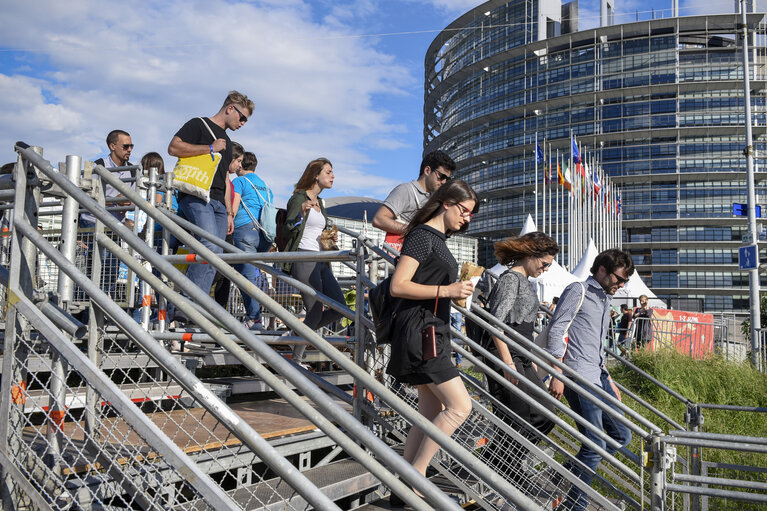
[372,150,455,252]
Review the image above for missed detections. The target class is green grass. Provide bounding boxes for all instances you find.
[611,350,767,438]
[611,350,767,509]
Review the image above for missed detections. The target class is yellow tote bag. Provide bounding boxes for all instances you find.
[173,117,222,202]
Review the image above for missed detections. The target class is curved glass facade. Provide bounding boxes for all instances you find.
[425,4,767,312]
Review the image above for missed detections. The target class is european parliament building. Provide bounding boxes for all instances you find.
[424,0,767,312]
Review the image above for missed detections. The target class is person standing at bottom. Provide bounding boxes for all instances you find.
[546,249,635,511]
[386,180,478,507]
[282,158,345,363]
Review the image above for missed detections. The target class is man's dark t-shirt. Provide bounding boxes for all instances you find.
[619,312,631,330]
[174,117,231,204]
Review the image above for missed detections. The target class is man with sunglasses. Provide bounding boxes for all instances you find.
[167,91,253,323]
[372,150,455,252]
[80,129,136,225]
[545,249,634,511]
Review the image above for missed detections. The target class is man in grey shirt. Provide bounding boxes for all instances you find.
[372,150,455,251]
[545,249,634,511]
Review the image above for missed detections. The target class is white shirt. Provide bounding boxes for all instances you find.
[298,207,325,251]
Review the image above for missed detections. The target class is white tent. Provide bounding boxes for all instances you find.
[571,238,599,281]
[613,272,667,308]
[520,214,537,235]
[530,259,580,302]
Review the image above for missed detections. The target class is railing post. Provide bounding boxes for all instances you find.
[85,162,106,439]
[686,402,704,511]
[141,165,158,329]
[0,146,43,508]
[650,434,665,511]
[353,239,366,422]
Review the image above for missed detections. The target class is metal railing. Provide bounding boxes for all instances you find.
[2,143,766,510]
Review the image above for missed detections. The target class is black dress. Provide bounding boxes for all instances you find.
[387,225,459,385]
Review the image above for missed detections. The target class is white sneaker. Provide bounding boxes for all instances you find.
[243,318,263,331]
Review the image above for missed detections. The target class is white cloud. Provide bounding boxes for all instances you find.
[0,0,409,200]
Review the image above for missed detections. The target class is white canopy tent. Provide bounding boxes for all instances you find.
[530,259,580,302]
[571,238,599,281]
[613,273,667,308]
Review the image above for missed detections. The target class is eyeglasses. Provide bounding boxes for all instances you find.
[538,258,552,269]
[611,271,630,285]
[121,144,134,150]
[454,202,474,218]
[231,104,248,123]
[434,169,452,182]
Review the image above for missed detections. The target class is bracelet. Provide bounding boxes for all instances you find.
[436,285,440,299]
[209,144,215,161]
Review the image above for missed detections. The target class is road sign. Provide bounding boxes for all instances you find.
[743,233,754,244]
[739,245,759,270]
[733,203,762,217]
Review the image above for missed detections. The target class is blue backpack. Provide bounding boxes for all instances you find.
[241,177,278,243]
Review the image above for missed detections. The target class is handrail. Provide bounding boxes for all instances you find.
[16,145,447,510]
[79,151,540,509]
[15,219,342,511]
[450,334,642,484]
[457,303,659,436]
[16,145,477,510]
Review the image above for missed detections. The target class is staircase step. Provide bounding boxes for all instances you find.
[179,458,380,510]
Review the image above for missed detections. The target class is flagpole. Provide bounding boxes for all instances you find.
[542,137,547,234]
[535,133,539,227]
[548,143,553,235]
[555,149,560,260]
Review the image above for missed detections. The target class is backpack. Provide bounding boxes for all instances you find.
[368,275,401,344]
[241,176,278,242]
[274,208,288,252]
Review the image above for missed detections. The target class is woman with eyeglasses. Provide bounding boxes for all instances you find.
[479,232,559,481]
[385,179,478,506]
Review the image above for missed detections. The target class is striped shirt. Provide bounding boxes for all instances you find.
[545,276,612,385]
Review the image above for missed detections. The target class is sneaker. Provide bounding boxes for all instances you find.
[242,318,262,330]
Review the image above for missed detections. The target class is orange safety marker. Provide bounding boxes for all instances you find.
[141,295,152,307]
[48,409,66,431]
[158,309,167,321]
[182,333,194,342]
[11,381,27,405]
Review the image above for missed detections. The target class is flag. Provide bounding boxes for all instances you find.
[536,142,544,164]
[571,136,581,164]
[593,168,601,197]
[564,161,572,191]
[548,162,553,183]
[557,160,565,185]
[617,194,622,214]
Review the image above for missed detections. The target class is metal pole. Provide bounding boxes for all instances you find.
[0,147,41,508]
[141,165,158,329]
[650,434,665,511]
[740,0,762,368]
[57,155,81,303]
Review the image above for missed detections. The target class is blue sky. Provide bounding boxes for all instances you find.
[0,0,751,205]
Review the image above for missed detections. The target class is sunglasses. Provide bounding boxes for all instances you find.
[538,258,552,269]
[231,104,248,123]
[121,144,134,150]
[454,202,474,218]
[434,169,452,181]
[612,271,629,284]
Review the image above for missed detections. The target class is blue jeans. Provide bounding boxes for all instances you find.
[562,371,632,511]
[177,195,228,300]
[233,225,271,320]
